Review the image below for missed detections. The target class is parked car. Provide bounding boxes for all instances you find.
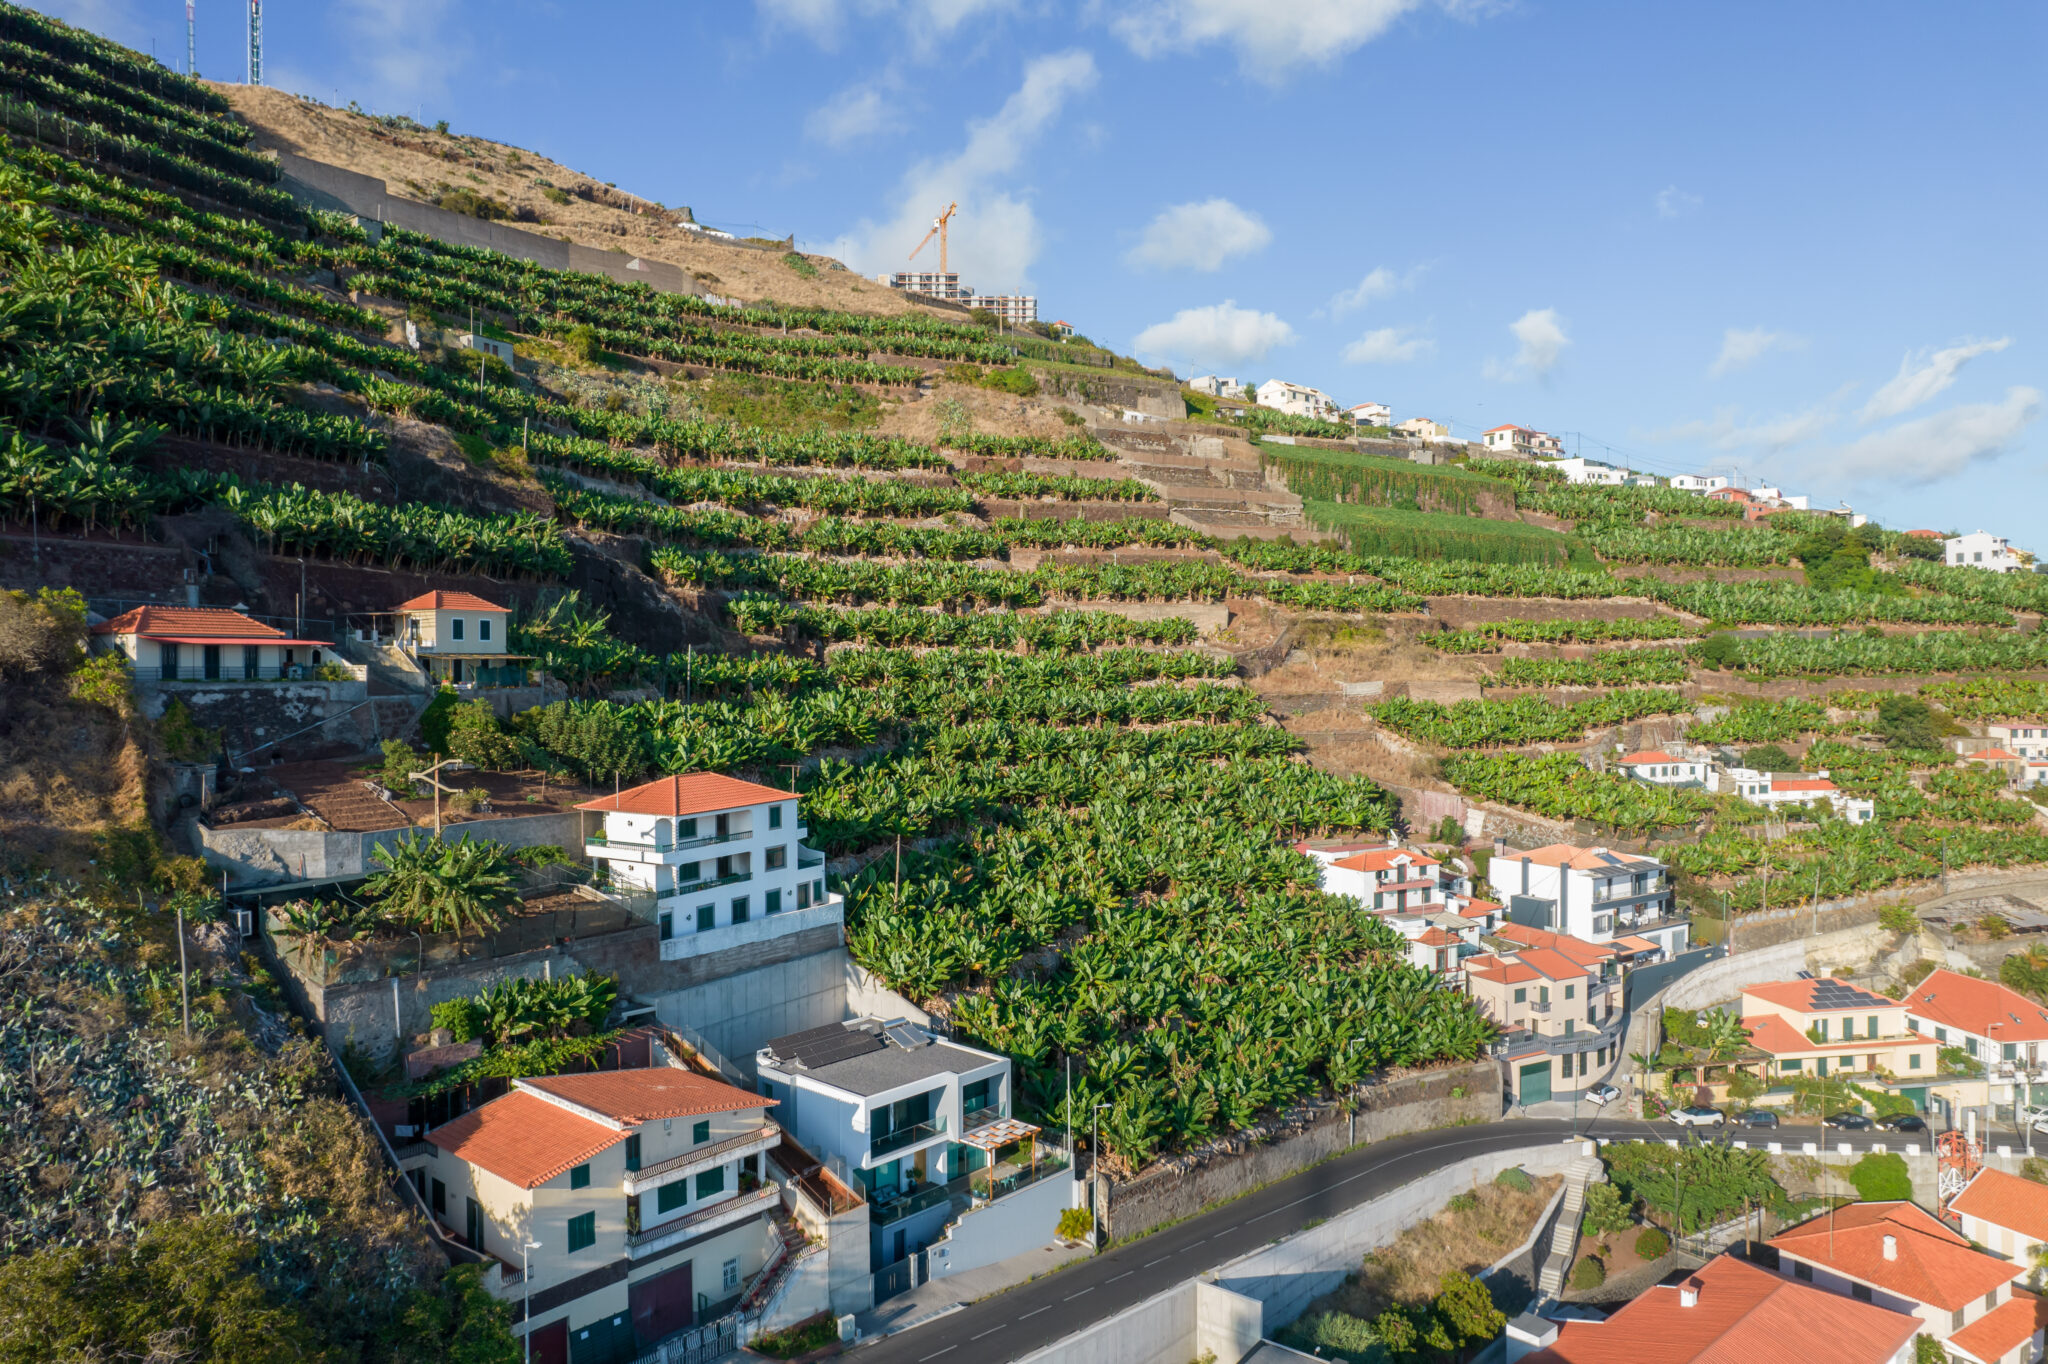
[1880,1113,1928,1133]
[1824,1112,1874,1131]
[1586,1083,1621,1107]
[1734,1110,1780,1129]
[1670,1106,1725,1128]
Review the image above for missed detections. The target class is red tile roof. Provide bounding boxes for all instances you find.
[1968,748,2022,762]
[518,1068,764,1125]
[1520,1252,1920,1364]
[1493,923,1616,967]
[1738,1013,1934,1058]
[1769,777,1839,793]
[1904,968,2048,1043]
[1906,529,1944,538]
[92,605,289,640]
[1619,750,1680,765]
[1610,934,1662,953]
[1413,926,1462,948]
[1512,946,1590,982]
[396,590,509,612]
[425,1090,622,1189]
[1952,1168,2048,1245]
[577,772,794,816]
[1464,954,1538,985]
[1769,1201,2022,1311]
[1331,847,1440,873]
[1514,844,1659,871]
[1744,979,1901,1014]
[1948,1288,2048,1364]
[1456,898,1503,918]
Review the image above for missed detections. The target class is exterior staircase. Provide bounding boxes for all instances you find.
[1535,1150,1607,1301]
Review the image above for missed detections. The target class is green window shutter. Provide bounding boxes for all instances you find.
[569,1163,590,1190]
[695,1166,725,1200]
[624,1136,641,1172]
[657,1181,687,1214]
[693,1120,710,1145]
[567,1211,595,1252]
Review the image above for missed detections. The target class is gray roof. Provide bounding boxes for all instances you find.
[761,1019,999,1098]
[1240,1344,1322,1364]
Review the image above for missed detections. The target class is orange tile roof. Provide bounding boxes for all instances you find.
[1948,1288,2048,1364]
[1952,1168,2048,1245]
[1611,934,1662,953]
[396,590,509,612]
[1457,898,1502,918]
[577,772,794,816]
[1494,923,1616,967]
[1513,946,1590,982]
[1413,926,1462,948]
[1330,847,1440,873]
[1904,969,2048,1043]
[1520,1252,1920,1364]
[92,605,289,640]
[1770,777,1839,793]
[1769,1201,2022,1311]
[426,1089,622,1189]
[1619,750,1681,765]
[1745,979,1901,1014]
[1514,843,1659,871]
[518,1068,764,1125]
[1738,1013,1934,1058]
[1968,748,2022,762]
[1464,954,1538,985]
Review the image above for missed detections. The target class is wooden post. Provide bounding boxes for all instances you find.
[176,898,191,1038]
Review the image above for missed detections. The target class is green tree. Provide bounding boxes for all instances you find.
[1580,1181,1634,1237]
[365,830,519,938]
[1879,903,1921,935]
[1635,1225,1670,1259]
[1429,1270,1506,1349]
[1604,1142,1786,1234]
[1695,631,1742,669]
[391,1264,520,1364]
[1743,744,1800,772]
[1915,1335,1948,1364]
[446,701,521,769]
[1877,694,1943,751]
[1849,1152,1913,1202]
[380,737,424,796]
[418,686,460,751]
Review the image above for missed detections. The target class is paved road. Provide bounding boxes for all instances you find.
[850,1112,1933,1364]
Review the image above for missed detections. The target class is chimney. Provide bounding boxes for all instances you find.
[1883,1234,1897,1261]
[1679,1278,1703,1308]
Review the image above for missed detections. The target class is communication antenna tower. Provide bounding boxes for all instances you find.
[186,2,196,75]
[247,0,262,85]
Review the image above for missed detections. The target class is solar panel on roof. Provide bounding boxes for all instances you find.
[768,1022,888,1070]
[882,1022,927,1051]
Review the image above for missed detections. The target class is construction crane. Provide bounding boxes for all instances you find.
[908,202,958,276]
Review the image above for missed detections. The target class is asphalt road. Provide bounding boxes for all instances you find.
[850,1112,1947,1364]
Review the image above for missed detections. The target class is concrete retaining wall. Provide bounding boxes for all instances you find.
[1011,1279,1200,1364]
[1105,1061,1501,1243]
[200,809,587,887]
[930,1169,1079,1279]
[646,944,853,1081]
[1664,920,1901,1011]
[155,677,373,759]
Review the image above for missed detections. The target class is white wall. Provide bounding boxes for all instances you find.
[929,1168,1078,1278]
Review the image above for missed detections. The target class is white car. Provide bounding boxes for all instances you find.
[1585,1083,1621,1107]
[1669,1105,1725,1128]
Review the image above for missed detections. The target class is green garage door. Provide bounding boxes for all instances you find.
[1519,1060,1553,1105]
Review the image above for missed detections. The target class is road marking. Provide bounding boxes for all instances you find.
[970,1327,1003,1341]
[1144,1256,1169,1266]
[919,1349,957,1361]
[1019,1305,1049,1319]
[1109,1271,1133,1283]
[1065,1287,1094,1300]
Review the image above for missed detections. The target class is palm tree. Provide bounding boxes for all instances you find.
[364,830,518,939]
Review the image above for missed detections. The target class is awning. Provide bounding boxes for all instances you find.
[957,1116,1040,1151]
[135,635,333,646]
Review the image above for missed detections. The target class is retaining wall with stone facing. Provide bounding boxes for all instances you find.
[1103,1060,1501,1244]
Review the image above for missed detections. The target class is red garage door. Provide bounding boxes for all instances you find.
[527,1319,568,1364]
[629,1262,693,1350]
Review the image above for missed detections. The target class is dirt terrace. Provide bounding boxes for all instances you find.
[216,760,598,833]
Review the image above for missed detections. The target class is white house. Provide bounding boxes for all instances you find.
[395,590,530,688]
[458,332,516,363]
[1487,844,1688,957]
[1481,425,1540,455]
[1186,374,1246,399]
[417,1065,784,1361]
[578,774,840,961]
[1902,968,2048,1121]
[1547,455,1656,487]
[1668,474,1731,493]
[1982,721,2048,761]
[1305,843,1448,912]
[1615,748,1710,788]
[1394,417,1455,442]
[1950,1168,2048,1276]
[1947,530,2026,573]
[1345,401,1392,428]
[756,1019,1072,1297]
[92,604,333,681]
[1724,768,1876,824]
[1255,379,1341,420]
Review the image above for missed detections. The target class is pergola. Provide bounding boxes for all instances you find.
[957,1115,1040,1202]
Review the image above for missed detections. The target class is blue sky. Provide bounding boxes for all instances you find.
[43,0,2048,542]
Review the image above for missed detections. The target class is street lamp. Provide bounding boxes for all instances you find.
[521,1239,541,1363]
[408,756,473,833]
[1091,1102,1110,1236]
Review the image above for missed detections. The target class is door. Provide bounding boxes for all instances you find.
[202,644,221,679]
[159,641,179,679]
[1518,1060,1552,1105]
[465,1197,484,1250]
[527,1319,569,1364]
[892,1228,907,1263]
[242,645,259,679]
[628,1262,693,1350]
[451,659,464,684]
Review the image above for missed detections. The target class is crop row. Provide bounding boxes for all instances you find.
[1683,699,1832,745]
[1891,560,2048,613]
[1696,628,2048,678]
[1424,617,1693,651]
[1921,678,2048,722]
[940,432,1113,461]
[0,92,297,219]
[953,469,1158,502]
[1368,689,1692,748]
[1583,525,1798,567]
[724,598,1200,650]
[1487,650,1691,688]
[1444,751,1720,833]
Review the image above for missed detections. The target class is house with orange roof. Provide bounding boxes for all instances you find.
[577,774,840,961]
[92,603,336,682]
[1376,908,1486,979]
[1467,942,1624,1105]
[1951,1166,2048,1272]
[420,1065,788,1361]
[1313,843,1449,912]
[1737,978,1940,1085]
[1768,1201,2045,1364]
[1614,747,1709,788]
[1902,969,2048,1121]
[1963,747,2028,783]
[1725,766,1877,824]
[1505,1250,1922,1364]
[1981,722,2048,763]
[391,589,532,688]
[1487,843,1688,957]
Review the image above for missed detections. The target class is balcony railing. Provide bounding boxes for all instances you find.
[870,1116,947,1160]
[871,1180,955,1227]
[798,846,824,869]
[134,662,350,682]
[627,1184,780,1258]
[586,829,745,854]
[622,1123,780,1196]
[673,870,753,897]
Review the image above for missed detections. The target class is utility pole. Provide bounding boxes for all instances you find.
[175,896,191,1037]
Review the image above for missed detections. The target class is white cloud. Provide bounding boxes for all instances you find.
[1343,327,1433,364]
[1125,199,1271,272]
[1325,263,1425,316]
[1829,387,2041,484]
[805,82,903,147]
[1709,327,1803,378]
[1860,337,2012,421]
[1655,185,1702,219]
[1109,0,1457,81]
[1133,301,1296,369]
[1484,308,1569,382]
[759,0,1017,48]
[816,50,1097,289]
[331,0,462,105]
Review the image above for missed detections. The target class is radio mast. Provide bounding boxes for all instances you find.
[247,0,261,85]
[186,1,196,75]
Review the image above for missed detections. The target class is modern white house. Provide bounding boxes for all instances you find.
[1255,379,1341,420]
[1186,374,1246,399]
[1345,401,1392,427]
[1614,748,1710,788]
[578,774,840,962]
[92,604,334,681]
[1488,844,1688,957]
[394,590,531,688]
[1394,417,1455,442]
[1947,530,2026,573]
[1724,768,1876,824]
[1481,425,1540,455]
[416,1066,785,1364]
[1668,473,1731,493]
[755,1019,1073,1300]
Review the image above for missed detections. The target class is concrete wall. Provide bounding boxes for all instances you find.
[291,939,583,1063]
[1105,1061,1502,1243]
[201,810,587,887]
[155,677,373,759]
[929,1169,1078,1279]
[1663,919,1899,1011]
[648,944,851,1081]
[1011,1280,1200,1364]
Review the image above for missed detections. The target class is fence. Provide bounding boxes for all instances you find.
[139,662,363,682]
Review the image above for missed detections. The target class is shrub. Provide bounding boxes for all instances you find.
[751,1315,840,1358]
[780,251,818,280]
[1634,1226,1670,1259]
[564,324,602,364]
[430,996,483,1042]
[156,696,221,762]
[1055,1207,1093,1241]
[1290,1310,1380,1354]
[1580,1182,1633,1237]
[1849,1152,1913,1203]
[1057,406,1085,427]
[1568,1255,1606,1291]
[447,701,521,769]
[1447,1191,1479,1213]
[379,738,423,796]
[1433,815,1466,847]
[1495,1166,1535,1193]
[1878,903,1921,935]
[1981,914,2012,940]
[1743,743,1800,772]
[981,366,1040,397]
[447,786,490,814]
[1695,631,1742,669]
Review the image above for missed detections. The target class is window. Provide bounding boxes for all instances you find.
[765,845,787,870]
[696,903,715,933]
[695,1167,725,1200]
[1910,1054,1922,1070]
[431,1178,447,1214]
[722,1258,740,1292]
[963,1077,996,1115]
[1968,1037,1979,1058]
[1952,1308,1966,1333]
[1539,987,1550,1006]
[624,1136,641,1172]
[765,888,782,914]
[1781,1060,1802,1073]
[1513,988,1527,1004]
[1936,1026,1949,1043]
[2005,1043,2019,1061]
[1564,1020,1574,1036]
[659,911,673,942]
[567,1211,596,1253]
[1868,1015,1879,1039]
[679,860,701,884]
[1850,1283,1871,1303]
[679,818,698,839]
[242,645,259,679]
[478,618,491,643]
[1794,1261,1813,1282]
[1564,984,1575,1000]
[657,1181,687,1214]
[797,881,812,910]
[570,1163,590,1190]
[1986,1289,2000,1311]
[731,896,749,924]
[1839,1017,1854,1040]
[451,617,465,641]
[814,878,825,904]
[693,1120,711,1144]
[769,805,783,829]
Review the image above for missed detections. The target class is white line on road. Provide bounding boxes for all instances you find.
[1019,1306,1049,1318]
[1065,1287,1094,1300]
[970,1327,1002,1341]
[1109,1271,1133,1283]
[919,1349,957,1361]
[1144,1256,1168,1267]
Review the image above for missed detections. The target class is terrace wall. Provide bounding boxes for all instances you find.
[151,676,372,761]
[201,809,587,887]
[1102,1060,1501,1243]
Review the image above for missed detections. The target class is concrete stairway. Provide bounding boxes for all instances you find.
[1535,1151,1607,1300]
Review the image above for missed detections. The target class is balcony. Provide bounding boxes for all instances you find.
[871,1150,1072,1228]
[672,869,753,897]
[658,894,844,962]
[627,1184,779,1260]
[798,845,824,870]
[622,1123,780,1197]
[871,1179,955,1227]
[870,1115,947,1161]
